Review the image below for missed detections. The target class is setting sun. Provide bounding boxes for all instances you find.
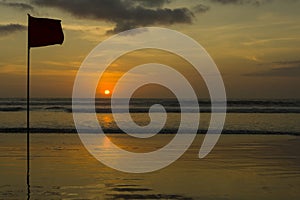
[104,89,110,95]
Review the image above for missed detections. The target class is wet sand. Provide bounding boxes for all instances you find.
[0,134,299,199]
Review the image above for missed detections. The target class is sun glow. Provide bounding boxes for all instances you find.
[104,89,111,95]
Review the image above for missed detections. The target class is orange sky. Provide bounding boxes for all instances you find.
[0,0,299,98]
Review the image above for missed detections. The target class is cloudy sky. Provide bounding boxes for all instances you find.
[0,0,299,98]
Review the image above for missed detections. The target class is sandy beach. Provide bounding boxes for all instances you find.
[0,133,299,200]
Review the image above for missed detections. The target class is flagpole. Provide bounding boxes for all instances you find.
[25,14,64,199]
[27,14,31,200]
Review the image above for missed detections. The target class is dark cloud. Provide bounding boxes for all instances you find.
[246,65,300,77]
[245,60,300,77]
[272,60,300,65]
[30,0,298,35]
[210,0,273,6]
[31,0,193,34]
[192,4,210,13]
[0,24,26,36]
[132,0,171,8]
[106,21,142,35]
[0,0,34,11]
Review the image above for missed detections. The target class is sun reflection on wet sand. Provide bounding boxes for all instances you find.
[1,134,300,199]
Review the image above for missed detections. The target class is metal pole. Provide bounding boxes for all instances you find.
[27,14,31,199]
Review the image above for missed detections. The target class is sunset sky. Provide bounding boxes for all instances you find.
[0,0,299,98]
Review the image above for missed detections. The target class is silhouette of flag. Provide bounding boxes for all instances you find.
[28,14,64,48]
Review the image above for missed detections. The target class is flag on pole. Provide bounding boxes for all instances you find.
[26,15,64,199]
[28,14,64,48]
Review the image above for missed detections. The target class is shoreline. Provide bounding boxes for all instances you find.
[0,128,299,136]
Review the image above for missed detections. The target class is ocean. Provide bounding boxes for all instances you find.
[0,98,299,135]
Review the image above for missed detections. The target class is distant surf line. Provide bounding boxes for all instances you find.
[0,128,299,136]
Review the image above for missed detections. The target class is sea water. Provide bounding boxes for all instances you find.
[0,98,299,135]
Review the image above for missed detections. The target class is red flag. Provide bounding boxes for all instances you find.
[28,14,64,48]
